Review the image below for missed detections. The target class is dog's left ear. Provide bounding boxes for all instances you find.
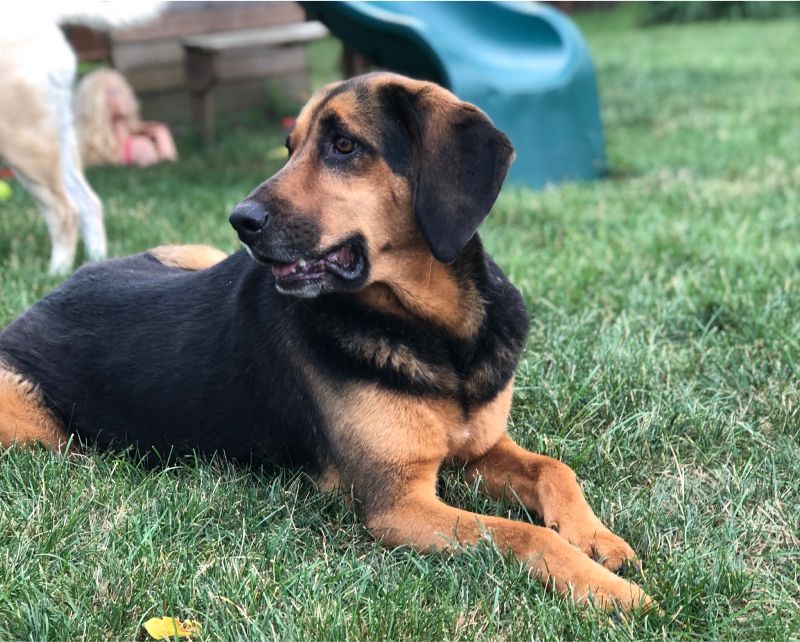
[411,88,515,264]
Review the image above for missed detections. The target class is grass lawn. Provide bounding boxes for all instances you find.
[1,7,799,640]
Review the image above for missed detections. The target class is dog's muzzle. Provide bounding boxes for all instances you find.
[229,199,269,246]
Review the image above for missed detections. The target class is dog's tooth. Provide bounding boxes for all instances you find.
[298,259,307,268]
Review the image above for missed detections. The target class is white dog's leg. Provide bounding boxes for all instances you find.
[2,86,80,273]
[12,171,79,274]
[0,22,86,273]
[56,93,106,262]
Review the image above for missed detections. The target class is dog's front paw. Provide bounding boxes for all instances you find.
[553,518,640,573]
[580,573,656,614]
[586,527,640,573]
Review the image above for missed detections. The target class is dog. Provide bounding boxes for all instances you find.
[0,72,653,612]
[0,4,161,273]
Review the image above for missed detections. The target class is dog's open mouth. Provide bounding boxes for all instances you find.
[270,242,365,290]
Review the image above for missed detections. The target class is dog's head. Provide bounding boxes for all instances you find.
[230,72,514,298]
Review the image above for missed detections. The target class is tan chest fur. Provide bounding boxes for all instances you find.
[315,377,514,469]
[445,381,513,462]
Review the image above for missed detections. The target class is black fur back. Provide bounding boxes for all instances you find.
[0,251,326,468]
[0,243,528,466]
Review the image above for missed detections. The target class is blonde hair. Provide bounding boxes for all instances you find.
[74,68,142,166]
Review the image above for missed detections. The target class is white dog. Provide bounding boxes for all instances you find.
[0,3,160,273]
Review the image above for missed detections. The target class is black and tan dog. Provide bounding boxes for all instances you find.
[0,73,653,612]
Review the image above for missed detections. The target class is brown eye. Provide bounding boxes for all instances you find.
[333,136,355,155]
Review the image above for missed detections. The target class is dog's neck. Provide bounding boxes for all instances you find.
[292,235,530,410]
[355,237,487,340]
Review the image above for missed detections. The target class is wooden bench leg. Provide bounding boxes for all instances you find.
[341,46,370,78]
[191,90,215,147]
[184,47,218,147]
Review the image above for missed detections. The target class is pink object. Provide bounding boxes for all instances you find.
[120,136,134,165]
[281,116,296,132]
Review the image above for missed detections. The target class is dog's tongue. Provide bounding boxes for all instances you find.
[271,246,357,279]
[272,261,301,278]
[271,259,323,279]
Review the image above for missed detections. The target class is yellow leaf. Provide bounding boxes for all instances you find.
[143,616,203,640]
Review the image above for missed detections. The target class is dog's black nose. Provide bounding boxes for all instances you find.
[229,199,269,243]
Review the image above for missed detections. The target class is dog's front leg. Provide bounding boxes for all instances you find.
[464,435,639,572]
[363,462,652,612]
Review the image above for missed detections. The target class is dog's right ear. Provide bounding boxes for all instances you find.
[380,78,515,264]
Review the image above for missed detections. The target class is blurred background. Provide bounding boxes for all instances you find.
[60,1,800,141]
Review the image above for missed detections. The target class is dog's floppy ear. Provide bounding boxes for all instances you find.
[411,86,515,264]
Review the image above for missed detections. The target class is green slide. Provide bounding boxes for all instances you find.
[303,1,606,189]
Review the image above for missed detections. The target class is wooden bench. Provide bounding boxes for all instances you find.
[183,21,328,145]
[97,2,315,131]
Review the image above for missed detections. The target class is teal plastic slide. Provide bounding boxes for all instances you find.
[302,1,606,189]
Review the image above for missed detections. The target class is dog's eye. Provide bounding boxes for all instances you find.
[333,136,356,155]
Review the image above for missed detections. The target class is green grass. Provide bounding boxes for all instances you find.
[2,8,800,640]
